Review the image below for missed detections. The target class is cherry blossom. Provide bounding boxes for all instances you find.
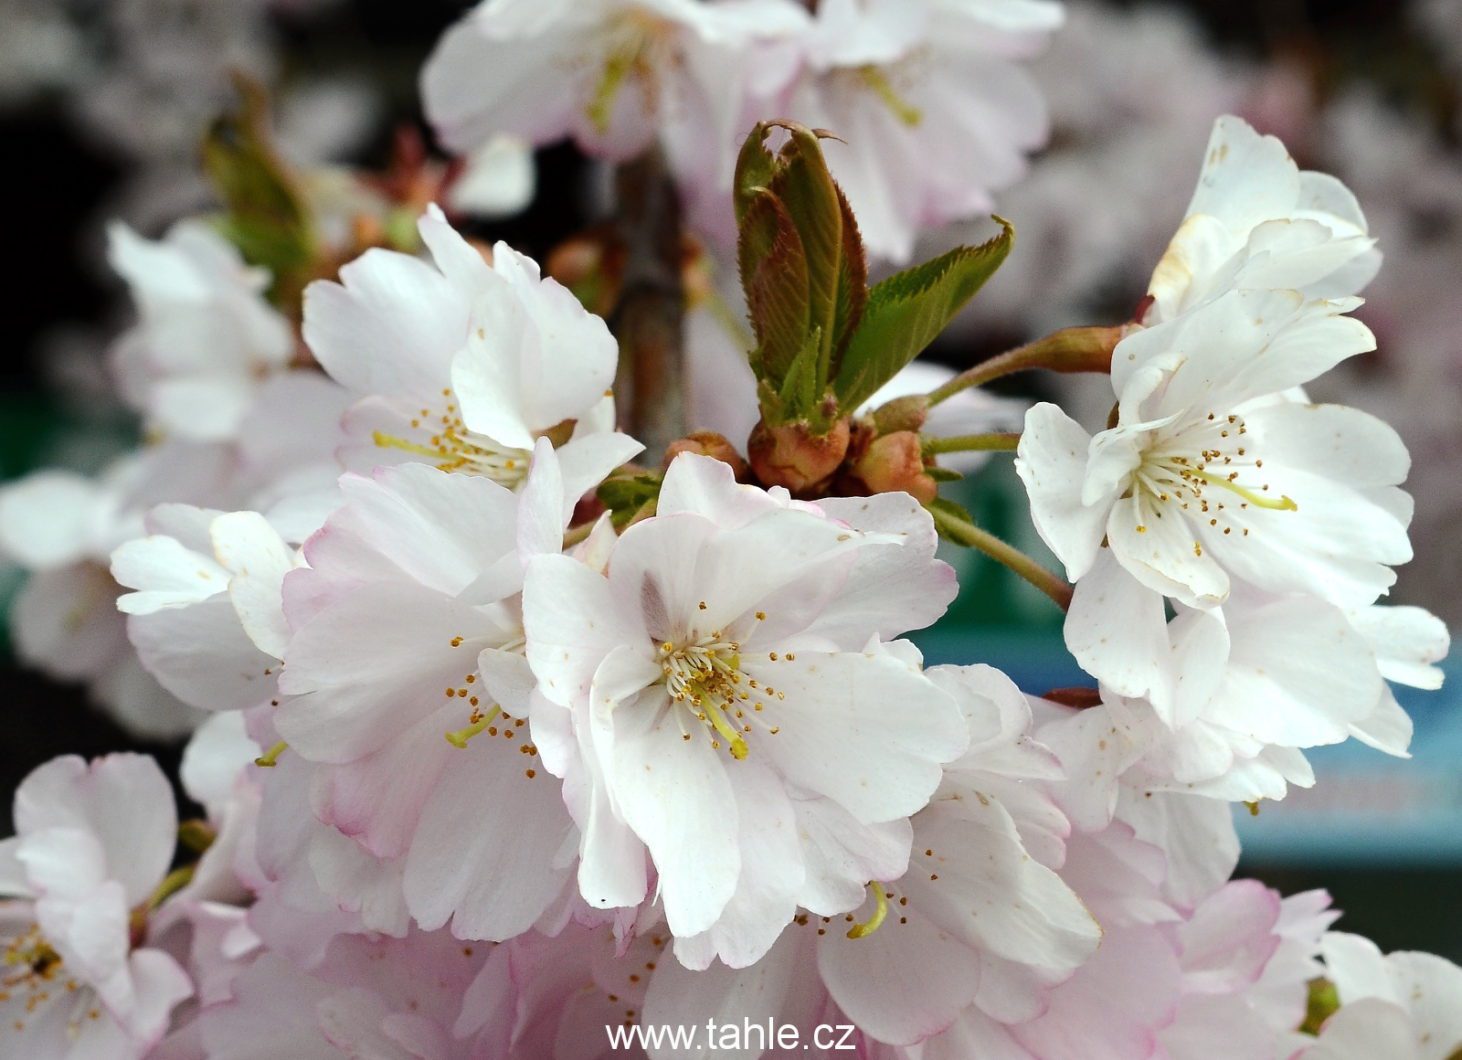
[0,755,192,1058]
[517,452,965,961]
[302,206,641,498]
[107,220,295,443]
[1295,933,1462,1060]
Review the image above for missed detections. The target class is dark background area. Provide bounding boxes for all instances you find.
[2,0,1458,955]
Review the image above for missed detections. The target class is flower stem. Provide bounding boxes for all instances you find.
[611,148,686,459]
[926,325,1128,407]
[927,505,1073,610]
[923,431,1021,455]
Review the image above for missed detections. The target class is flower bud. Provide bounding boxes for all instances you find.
[871,394,929,434]
[748,419,851,495]
[849,431,937,504]
[664,432,748,479]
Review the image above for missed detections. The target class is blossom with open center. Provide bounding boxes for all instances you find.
[271,443,580,942]
[0,755,192,1058]
[422,0,807,169]
[516,452,966,960]
[302,206,641,501]
[1019,288,1409,619]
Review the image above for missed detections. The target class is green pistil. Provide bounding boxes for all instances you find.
[859,67,923,127]
[847,881,889,939]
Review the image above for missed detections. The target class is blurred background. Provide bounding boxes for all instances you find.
[2,0,1459,956]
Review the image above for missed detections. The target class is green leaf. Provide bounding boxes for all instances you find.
[927,497,978,543]
[202,76,315,299]
[733,126,778,227]
[771,126,844,389]
[776,328,824,423]
[734,121,868,426]
[597,472,663,529]
[738,189,811,383]
[832,218,1014,413]
[829,182,868,368]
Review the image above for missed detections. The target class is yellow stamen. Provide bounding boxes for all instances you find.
[372,431,442,460]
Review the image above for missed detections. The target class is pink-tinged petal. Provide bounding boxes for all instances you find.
[1063,551,1169,705]
[306,830,410,937]
[642,934,804,1060]
[749,652,966,823]
[112,535,229,614]
[1177,881,1282,992]
[276,581,501,763]
[14,753,177,906]
[674,760,803,970]
[793,797,912,918]
[1013,926,1180,1060]
[0,470,102,570]
[121,948,193,1048]
[128,595,278,712]
[809,493,957,644]
[200,952,337,1060]
[592,664,740,938]
[1016,403,1106,581]
[657,451,783,528]
[37,877,129,997]
[402,733,576,942]
[817,894,982,1045]
[19,828,108,905]
[210,512,295,659]
[327,463,521,599]
[1299,999,1417,1059]
[901,798,1100,972]
[608,508,861,645]
[523,553,644,708]
[302,248,468,402]
[311,701,459,859]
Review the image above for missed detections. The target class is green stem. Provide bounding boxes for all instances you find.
[926,325,1128,407]
[923,431,1021,455]
[928,505,1072,610]
[146,864,197,913]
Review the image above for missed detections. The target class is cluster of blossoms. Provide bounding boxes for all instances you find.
[1,1,1458,1057]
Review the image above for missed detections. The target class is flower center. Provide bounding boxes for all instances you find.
[1129,411,1296,538]
[3,925,84,1029]
[660,632,752,760]
[373,389,530,488]
[857,65,924,127]
[585,10,675,135]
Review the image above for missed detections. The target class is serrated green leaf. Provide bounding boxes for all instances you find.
[776,327,824,424]
[832,219,1014,413]
[733,125,779,226]
[738,189,811,382]
[770,126,844,391]
[830,182,867,368]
